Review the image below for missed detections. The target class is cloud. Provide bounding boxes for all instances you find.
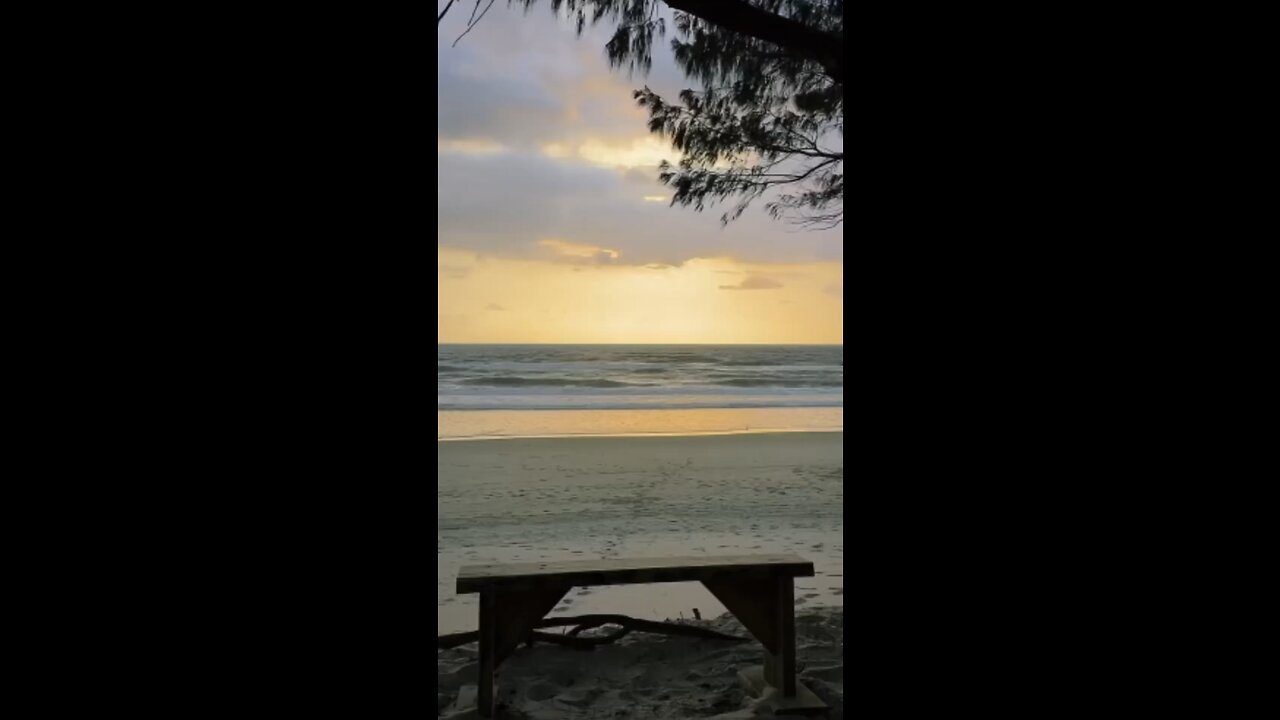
[437,250,844,344]
[486,303,505,311]
[575,137,672,169]
[438,138,508,155]
[538,238,621,264]
[439,264,471,279]
[437,11,671,159]
[436,5,843,268]
[436,149,841,267]
[720,275,784,291]
[825,282,843,297]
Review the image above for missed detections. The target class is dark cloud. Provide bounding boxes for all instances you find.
[436,4,843,266]
[436,46,562,148]
[437,149,841,266]
[720,276,784,291]
[486,303,505,311]
[437,9,668,152]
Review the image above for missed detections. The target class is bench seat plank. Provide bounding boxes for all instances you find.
[457,553,813,593]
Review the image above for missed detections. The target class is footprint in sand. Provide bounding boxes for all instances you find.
[557,688,603,708]
[526,682,558,701]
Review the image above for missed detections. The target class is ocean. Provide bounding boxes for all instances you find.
[437,344,843,439]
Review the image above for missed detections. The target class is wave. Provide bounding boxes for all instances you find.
[717,360,838,367]
[438,346,843,408]
[619,356,719,365]
[709,378,844,388]
[459,377,656,388]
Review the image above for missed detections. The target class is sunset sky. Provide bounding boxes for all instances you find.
[437,5,843,344]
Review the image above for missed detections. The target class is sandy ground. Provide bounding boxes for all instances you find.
[438,432,844,634]
[437,431,844,717]
[437,606,844,719]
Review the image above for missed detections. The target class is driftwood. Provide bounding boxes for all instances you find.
[438,614,751,650]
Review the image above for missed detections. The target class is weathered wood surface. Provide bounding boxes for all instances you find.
[457,553,813,593]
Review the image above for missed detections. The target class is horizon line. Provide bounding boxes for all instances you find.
[436,341,844,346]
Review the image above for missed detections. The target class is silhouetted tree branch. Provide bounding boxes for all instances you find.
[439,0,456,23]
[442,0,844,227]
[664,0,842,83]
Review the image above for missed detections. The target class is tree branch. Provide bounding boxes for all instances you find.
[438,0,456,23]
[454,0,496,46]
[664,0,843,83]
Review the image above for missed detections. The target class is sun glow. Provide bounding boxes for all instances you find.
[438,247,843,344]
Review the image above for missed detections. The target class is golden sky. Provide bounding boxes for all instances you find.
[439,246,842,344]
[437,6,843,345]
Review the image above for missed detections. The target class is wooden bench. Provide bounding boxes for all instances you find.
[456,553,827,717]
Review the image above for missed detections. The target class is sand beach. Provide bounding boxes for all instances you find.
[438,606,844,719]
[437,431,844,718]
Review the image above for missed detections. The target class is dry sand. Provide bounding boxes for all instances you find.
[437,607,844,719]
[438,432,844,634]
[437,431,844,717]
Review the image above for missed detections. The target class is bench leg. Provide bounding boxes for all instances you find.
[478,589,496,718]
[702,575,798,697]
[475,585,570,718]
[774,576,796,696]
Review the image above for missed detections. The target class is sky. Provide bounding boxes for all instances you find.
[437,2,843,344]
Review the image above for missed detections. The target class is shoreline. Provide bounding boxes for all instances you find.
[437,426,844,442]
[438,406,844,441]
